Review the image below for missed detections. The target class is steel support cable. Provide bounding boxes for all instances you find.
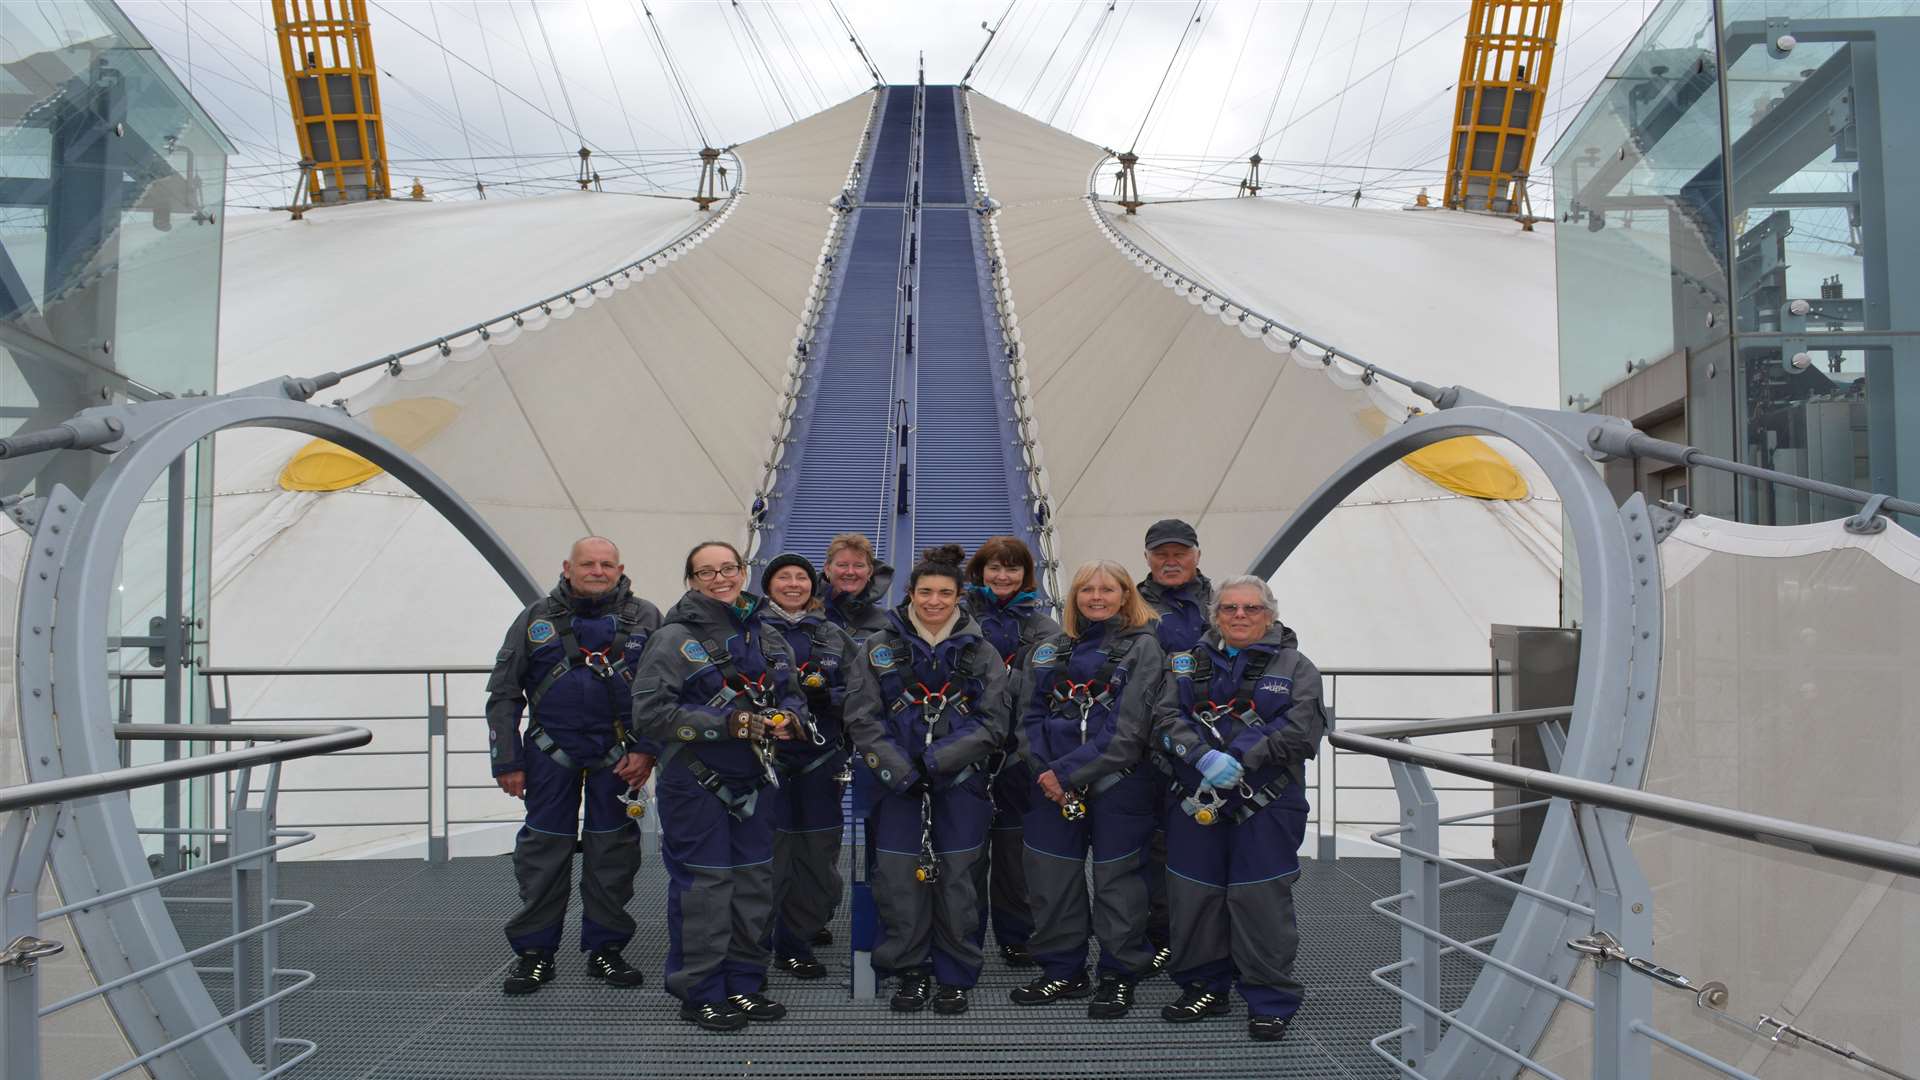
[529,0,586,139]
[731,0,796,123]
[1312,1,1372,202]
[1360,1,1417,178]
[1178,0,1264,196]
[759,1,828,113]
[1255,1,1315,155]
[633,0,712,148]
[962,0,1019,88]
[826,0,885,85]
[499,0,573,155]
[373,0,605,163]
[1128,0,1206,153]
[582,0,664,192]
[716,4,780,130]
[1189,10,1467,197]
[1137,0,1219,154]
[794,0,864,100]
[471,0,530,191]
[1017,0,1091,114]
[427,2,484,191]
[1041,0,1115,126]
[977,0,1041,95]
[1066,0,1134,131]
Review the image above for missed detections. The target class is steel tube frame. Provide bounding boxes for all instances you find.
[13,388,540,1078]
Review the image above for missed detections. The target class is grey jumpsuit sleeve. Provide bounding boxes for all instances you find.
[630,624,742,747]
[841,643,922,791]
[1059,635,1165,791]
[1239,651,1329,776]
[484,605,537,775]
[925,642,1010,777]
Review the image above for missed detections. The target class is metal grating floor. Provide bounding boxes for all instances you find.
[164,845,1513,1079]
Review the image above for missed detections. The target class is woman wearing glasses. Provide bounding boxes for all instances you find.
[632,540,806,1033]
[1008,561,1164,1019]
[962,536,1059,969]
[842,544,1010,1016]
[750,552,868,981]
[1152,575,1329,1044]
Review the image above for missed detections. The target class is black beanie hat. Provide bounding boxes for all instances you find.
[761,552,818,596]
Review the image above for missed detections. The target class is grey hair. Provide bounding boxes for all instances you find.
[1209,575,1278,618]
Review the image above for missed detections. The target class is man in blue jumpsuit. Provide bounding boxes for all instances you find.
[486,536,661,994]
[1136,518,1214,970]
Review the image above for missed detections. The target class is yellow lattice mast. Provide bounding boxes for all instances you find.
[1443,0,1561,218]
[271,0,391,204]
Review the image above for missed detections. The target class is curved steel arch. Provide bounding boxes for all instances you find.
[1247,402,1663,1080]
[18,392,538,1078]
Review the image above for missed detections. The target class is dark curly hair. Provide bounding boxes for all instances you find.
[907,543,967,593]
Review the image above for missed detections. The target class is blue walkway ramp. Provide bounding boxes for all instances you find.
[759,84,1033,582]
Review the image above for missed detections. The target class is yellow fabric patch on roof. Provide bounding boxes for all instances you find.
[1403,436,1529,501]
[278,397,459,492]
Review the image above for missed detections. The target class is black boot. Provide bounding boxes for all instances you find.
[775,953,827,980]
[727,992,788,1022]
[1249,1014,1293,1041]
[811,927,834,947]
[931,984,970,1015]
[890,971,934,1013]
[1087,974,1135,1019]
[1161,984,1231,1023]
[679,1000,749,1033]
[1009,971,1091,1005]
[502,951,554,996]
[999,942,1037,969]
[585,947,644,987]
[1147,944,1173,976]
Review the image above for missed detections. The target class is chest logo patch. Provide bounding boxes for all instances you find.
[527,619,556,645]
[1031,643,1060,666]
[1170,652,1196,676]
[680,640,709,664]
[1258,676,1293,696]
[870,644,896,670]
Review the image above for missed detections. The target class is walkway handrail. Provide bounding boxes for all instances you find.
[1334,729,1920,879]
[1348,706,1569,740]
[0,724,370,814]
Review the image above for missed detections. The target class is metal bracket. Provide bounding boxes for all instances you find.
[0,936,64,971]
[1845,492,1890,535]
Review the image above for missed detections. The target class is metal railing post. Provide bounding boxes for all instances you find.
[1319,674,1338,861]
[428,673,448,863]
[230,773,268,1058]
[1388,759,1443,1069]
[1572,802,1654,1080]
[1,807,62,1080]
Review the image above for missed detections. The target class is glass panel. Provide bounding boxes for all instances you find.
[297,74,323,116]
[307,120,333,162]
[1546,0,1726,413]
[333,119,361,160]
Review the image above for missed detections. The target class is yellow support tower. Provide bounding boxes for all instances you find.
[1443,0,1561,216]
[272,0,391,204]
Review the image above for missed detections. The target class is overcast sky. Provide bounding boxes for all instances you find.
[100,0,1651,211]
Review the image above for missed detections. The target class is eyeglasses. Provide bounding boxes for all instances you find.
[692,563,744,582]
[1217,604,1268,616]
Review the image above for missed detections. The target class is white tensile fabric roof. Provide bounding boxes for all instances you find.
[182,89,1558,856]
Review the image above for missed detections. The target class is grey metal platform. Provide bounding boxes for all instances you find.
[165,849,1512,1079]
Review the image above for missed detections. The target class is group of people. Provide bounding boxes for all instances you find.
[484,519,1328,1043]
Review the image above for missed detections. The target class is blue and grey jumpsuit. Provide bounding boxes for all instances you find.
[631,591,808,1006]
[1137,572,1214,951]
[751,605,868,966]
[842,607,1009,988]
[486,578,660,956]
[964,584,1060,954]
[1153,621,1328,1020]
[1017,621,1165,982]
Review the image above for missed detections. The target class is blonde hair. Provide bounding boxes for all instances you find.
[1061,560,1157,637]
[824,532,876,569]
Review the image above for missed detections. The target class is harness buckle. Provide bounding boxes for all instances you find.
[1060,790,1088,821]
[617,786,648,819]
[581,647,615,678]
[1181,785,1225,826]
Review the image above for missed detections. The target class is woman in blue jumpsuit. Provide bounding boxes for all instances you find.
[1153,574,1329,1043]
[843,545,1009,1016]
[821,532,893,643]
[751,552,868,980]
[631,540,806,1033]
[1009,560,1165,1019]
[963,536,1059,968]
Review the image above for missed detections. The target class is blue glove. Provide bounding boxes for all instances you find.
[1197,750,1243,789]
